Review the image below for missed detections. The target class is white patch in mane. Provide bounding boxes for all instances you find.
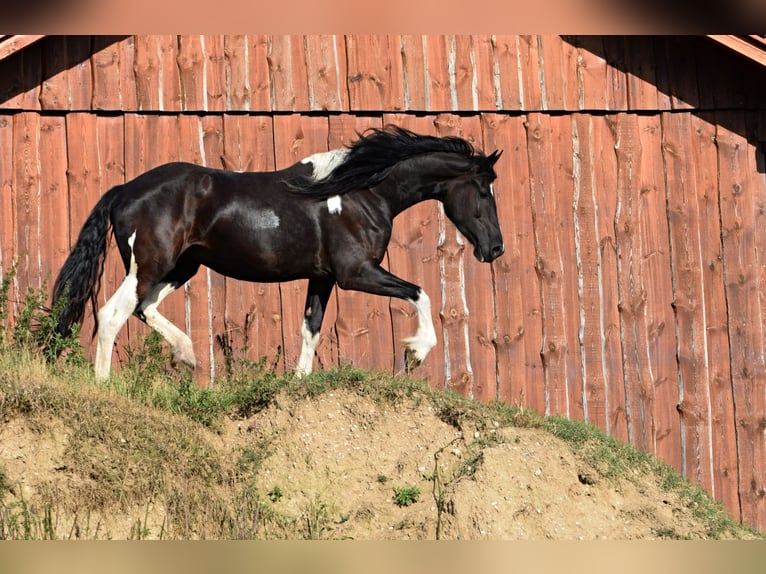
[326,195,342,215]
[301,148,348,181]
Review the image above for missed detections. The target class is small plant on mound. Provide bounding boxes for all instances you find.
[392,485,421,507]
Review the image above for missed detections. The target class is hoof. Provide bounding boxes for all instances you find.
[404,347,422,374]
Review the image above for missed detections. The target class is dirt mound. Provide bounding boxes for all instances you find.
[1,383,752,540]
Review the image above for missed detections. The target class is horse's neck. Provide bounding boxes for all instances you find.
[384,154,462,214]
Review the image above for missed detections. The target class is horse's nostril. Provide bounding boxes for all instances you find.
[491,244,505,258]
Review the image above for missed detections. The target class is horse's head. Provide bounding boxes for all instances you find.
[441,150,505,263]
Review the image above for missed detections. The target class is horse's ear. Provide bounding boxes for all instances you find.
[488,149,503,166]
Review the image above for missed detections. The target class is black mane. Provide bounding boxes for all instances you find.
[288,125,489,198]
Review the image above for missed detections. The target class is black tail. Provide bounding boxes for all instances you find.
[52,185,122,338]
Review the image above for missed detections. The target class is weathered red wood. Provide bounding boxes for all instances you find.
[573,36,608,111]
[623,36,660,110]
[65,36,93,110]
[219,114,282,375]
[244,35,272,112]
[516,36,543,111]
[203,35,226,113]
[482,113,544,412]
[268,35,310,112]
[400,35,427,111]
[493,35,522,111]
[0,40,41,110]
[133,35,180,112]
[304,35,347,112]
[526,113,581,418]
[452,36,475,111]
[469,35,497,111]
[560,37,580,111]
[91,36,128,110]
[223,35,249,111]
[328,114,394,372]
[662,111,714,489]
[177,36,206,111]
[538,35,566,111]
[272,115,331,371]
[602,37,628,111]
[690,111,738,517]
[571,113,608,431]
[613,112,657,454]
[634,114,680,469]
[590,115,628,441]
[116,36,138,111]
[661,37,699,110]
[38,116,69,292]
[0,114,16,324]
[39,36,71,110]
[345,35,405,112]
[717,110,766,528]
[13,113,41,292]
[384,113,446,386]
[424,36,452,112]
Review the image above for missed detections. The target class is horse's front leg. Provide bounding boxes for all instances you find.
[335,264,437,372]
[296,277,335,377]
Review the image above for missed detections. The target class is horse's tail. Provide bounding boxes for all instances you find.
[52,185,122,338]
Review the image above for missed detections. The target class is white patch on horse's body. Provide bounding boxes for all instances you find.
[326,195,342,215]
[250,209,280,230]
[95,231,139,379]
[403,289,438,364]
[295,320,321,377]
[301,148,349,181]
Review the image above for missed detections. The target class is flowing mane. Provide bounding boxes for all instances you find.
[288,125,490,198]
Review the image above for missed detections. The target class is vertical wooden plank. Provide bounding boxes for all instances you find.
[91,36,130,110]
[717,110,766,528]
[223,35,249,111]
[272,115,332,371]
[65,36,94,110]
[517,36,543,111]
[13,112,41,292]
[452,35,476,111]
[203,35,226,112]
[538,35,566,111]
[482,113,544,412]
[219,115,283,374]
[571,113,608,431]
[635,114,680,471]
[493,35,523,111]
[602,36,628,112]
[39,36,72,110]
[589,115,628,441]
[613,112,657,454]
[38,116,69,288]
[525,112,581,417]
[689,111,738,517]
[245,35,273,111]
[573,36,608,110]
[268,35,310,112]
[424,35,452,112]
[328,114,393,372]
[304,35,347,112]
[623,36,659,110]
[662,36,699,110]
[133,36,163,111]
[560,37,580,111]
[0,114,16,324]
[177,35,206,111]
[345,35,405,112]
[401,35,427,111]
[384,113,446,386]
[117,36,138,111]
[469,35,497,111]
[661,111,714,489]
[0,40,41,110]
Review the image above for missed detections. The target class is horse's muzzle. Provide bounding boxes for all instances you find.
[475,243,505,263]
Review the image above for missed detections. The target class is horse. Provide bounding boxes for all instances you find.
[51,125,504,380]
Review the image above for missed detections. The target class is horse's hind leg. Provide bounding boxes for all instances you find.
[296,277,335,377]
[95,232,140,380]
[136,281,196,370]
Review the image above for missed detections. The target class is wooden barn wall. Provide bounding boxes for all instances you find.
[1,35,765,531]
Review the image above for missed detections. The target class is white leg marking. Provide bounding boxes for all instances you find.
[301,148,349,181]
[295,319,320,377]
[95,231,138,380]
[326,195,342,214]
[139,283,196,368]
[403,289,438,364]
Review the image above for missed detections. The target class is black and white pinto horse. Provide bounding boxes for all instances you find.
[52,126,504,380]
